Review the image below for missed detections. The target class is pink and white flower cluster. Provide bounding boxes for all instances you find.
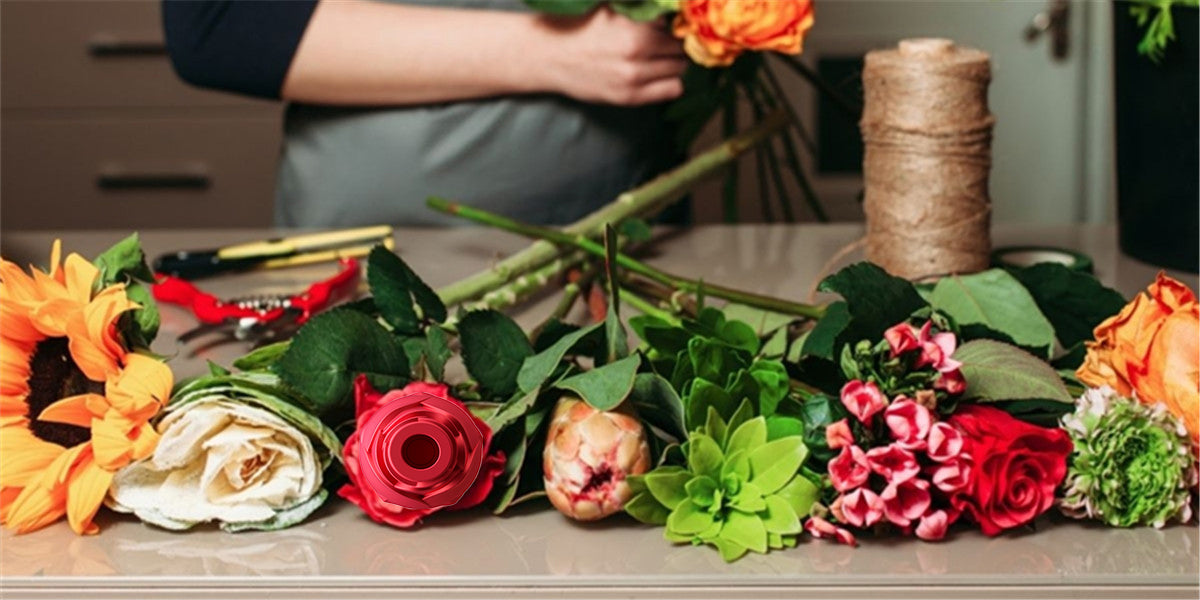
[884,321,966,395]
[827,396,972,541]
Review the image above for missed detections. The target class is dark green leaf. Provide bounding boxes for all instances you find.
[272,309,409,416]
[485,386,542,433]
[367,246,446,334]
[459,310,533,399]
[718,320,759,354]
[603,224,628,363]
[800,301,850,360]
[522,0,598,15]
[1052,342,1088,371]
[749,360,789,416]
[953,339,1073,404]
[992,399,1075,427]
[818,262,927,344]
[618,217,654,242]
[424,326,451,381]
[533,319,579,352]
[1007,263,1127,349]
[630,373,687,442]
[930,270,1056,357]
[687,379,734,432]
[554,354,641,411]
[517,322,602,393]
[123,281,159,344]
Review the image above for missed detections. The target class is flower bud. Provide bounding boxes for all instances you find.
[543,397,650,521]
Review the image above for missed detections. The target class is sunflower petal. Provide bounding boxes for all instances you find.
[0,259,41,301]
[66,458,112,535]
[106,355,172,418]
[4,479,66,534]
[48,240,63,281]
[66,314,121,382]
[29,298,82,338]
[0,303,43,343]
[39,394,106,428]
[0,441,63,488]
[62,254,99,302]
[0,338,33,397]
[91,416,134,470]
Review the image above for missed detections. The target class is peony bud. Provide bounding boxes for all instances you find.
[543,397,650,521]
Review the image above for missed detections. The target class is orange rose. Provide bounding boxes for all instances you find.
[1077,273,1199,449]
[672,0,814,67]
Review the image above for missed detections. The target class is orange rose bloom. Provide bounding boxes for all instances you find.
[673,0,814,67]
[1077,273,1199,449]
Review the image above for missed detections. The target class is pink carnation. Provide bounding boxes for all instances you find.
[828,445,870,492]
[840,487,885,528]
[865,444,920,484]
[880,478,932,528]
[885,399,932,450]
[884,322,921,356]
[825,418,854,449]
[927,422,965,462]
[840,380,887,425]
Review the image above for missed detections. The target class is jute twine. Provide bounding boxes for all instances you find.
[860,38,994,280]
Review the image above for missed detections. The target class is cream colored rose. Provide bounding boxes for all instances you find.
[108,398,327,531]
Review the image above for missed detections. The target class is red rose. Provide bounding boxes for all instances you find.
[947,405,1073,536]
[339,376,505,528]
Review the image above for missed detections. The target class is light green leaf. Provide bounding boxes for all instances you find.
[688,434,724,480]
[953,339,1073,403]
[704,405,728,447]
[685,475,719,508]
[645,466,692,510]
[554,354,640,411]
[611,0,679,22]
[777,475,820,517]
[625,492,670,525]
[765,416,804,441]
[726,416,767,457]
[761,495,802,535]
[730,482,766,513]
[233,341,291,371]
[721,449,751,481]
[748,437,807,494]
[721,511,768,554]
[722,397,755,446]
[667,499,715,535]
[713,537,749,563]
[517,322,602,393]
[930,269,1056,356]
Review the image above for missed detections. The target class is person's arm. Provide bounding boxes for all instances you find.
[162,0,686,106]
[162,0,318,99]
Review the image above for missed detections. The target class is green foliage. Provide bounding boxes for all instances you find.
[809,263,927,359]
[92,233,160,347]
[368,245,446,334]
[458,309,534,400]
[555,354,642,411]
[522,0,599,15]
[929,269,1056,357]
[952,339,1073,404]
[1129,0,1199,61]
[1006,263,1127,350]
[272,309,410,418]
[626,417,817,562]
[610,0,679,21]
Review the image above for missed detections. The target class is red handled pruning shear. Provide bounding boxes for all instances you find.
[153,257,361,352]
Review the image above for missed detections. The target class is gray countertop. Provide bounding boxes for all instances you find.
[1,224,1197,599]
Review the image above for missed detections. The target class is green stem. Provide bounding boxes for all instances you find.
[444,251,586,329]
[745,91,795,223]
[434,110,792,306]
[753,80,829,223]
[618,285,680,325]
[428,198,826,319]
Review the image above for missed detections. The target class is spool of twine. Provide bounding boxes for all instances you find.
[860,38,994,280]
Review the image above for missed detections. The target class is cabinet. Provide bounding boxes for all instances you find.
[0,0,283,230]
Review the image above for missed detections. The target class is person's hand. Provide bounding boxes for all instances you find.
[538,7,688,106]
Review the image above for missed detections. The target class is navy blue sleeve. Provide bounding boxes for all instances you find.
[162,0,319,99]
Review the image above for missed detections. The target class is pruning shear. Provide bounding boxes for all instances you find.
[153,257,362,352]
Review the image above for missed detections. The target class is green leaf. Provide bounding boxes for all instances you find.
[1007,263,1127,349]
[705,406,729,448]
[367,246,446,334]
[554,354,640,411]
[749,360,789,416]
[799,302,851,360]
[930,270,1056,356]
[713,537,749,563]
[424,326,451,381]
[618,217,654,242]
[688,434,724,480]
[603,225,628,363]
[667,499,716,535]
[517,322,602,393]
[93,233,155,288]
[721,511,768,554]
[522,0,599,15]
[233,341,291,371]
[721,449,751,481]
[484,386,541,433]
[629,373,687,442]
[611,0,678,22]
[272,309,409,416]
[645,467,692,510]
[953,339,1073,404]
[765,416,804,441]
[685,475,719,507]
[687,379,734,433]
[761,495,802,535]
[459,309,533,399]
[625,491,670,525]
[726,416,767,457]
[992,398,1076,427]
[730,482,767,513]
[776,475,819,517]
[723,398,755,445]
[688,337,750,384]
[123,281,160,343]
[718,320,760,354]
[818,263,927,345]
[748,437,807,494]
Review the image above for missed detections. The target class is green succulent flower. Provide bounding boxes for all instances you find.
[625,408,820,562]
[1060,387,1197,528]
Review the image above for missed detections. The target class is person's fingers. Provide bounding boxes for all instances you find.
[632,57,689,83]
[625,76,684,105]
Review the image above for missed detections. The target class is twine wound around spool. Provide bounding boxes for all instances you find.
[860,38,994,280]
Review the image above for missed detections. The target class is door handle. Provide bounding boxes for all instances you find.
[1024,0,1070,61]
[96,163,210,191]
[87,34,167,57]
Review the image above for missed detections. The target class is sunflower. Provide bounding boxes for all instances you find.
[0,241,171,535]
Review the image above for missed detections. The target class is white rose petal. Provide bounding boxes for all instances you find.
[108,398,323,529]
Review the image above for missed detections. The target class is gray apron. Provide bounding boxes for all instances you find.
[275,0,674,227]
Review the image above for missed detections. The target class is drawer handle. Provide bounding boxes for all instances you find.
[96,165,211,191]
[87,34,167,57]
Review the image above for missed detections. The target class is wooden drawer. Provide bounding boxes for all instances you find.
[1,0,272,109]
[0,116,281,229]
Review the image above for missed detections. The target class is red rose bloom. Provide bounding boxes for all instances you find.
[339,376,505,528]
[947,405,1073,536]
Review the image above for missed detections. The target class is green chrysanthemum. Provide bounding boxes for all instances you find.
[1060,387,1197,528]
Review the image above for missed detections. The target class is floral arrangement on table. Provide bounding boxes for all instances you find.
[2,168,1196,562]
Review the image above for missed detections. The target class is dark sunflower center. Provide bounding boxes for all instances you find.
[26,337,102,447]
